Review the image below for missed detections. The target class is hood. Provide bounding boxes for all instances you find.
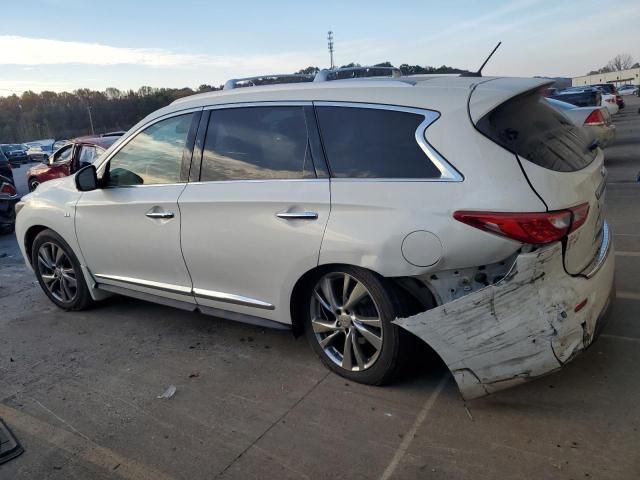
[32,174,74,195]
[28,163,49,174]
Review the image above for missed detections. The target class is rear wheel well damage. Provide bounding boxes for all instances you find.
[289,264,436,338]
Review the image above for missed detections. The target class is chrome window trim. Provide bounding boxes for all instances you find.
[313,101,464,182]
[101,182,188,189]
[186,178,329,186]
[202,101,313,111]
[193,288,275,310]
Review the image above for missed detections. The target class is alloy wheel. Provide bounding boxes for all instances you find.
[36,242,78,303]
[29,180,39,191]
[310,272,384,371]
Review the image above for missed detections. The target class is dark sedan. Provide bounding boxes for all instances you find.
[1,144,29,165]
[0,150,13,184]
[0,175,18,234]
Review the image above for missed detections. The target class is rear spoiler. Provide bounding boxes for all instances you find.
[467,78,555,124]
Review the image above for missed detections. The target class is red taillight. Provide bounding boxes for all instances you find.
[569,202,590,231]
[584,109,605,126]
[0,182,17,196]
[453,203,590,245]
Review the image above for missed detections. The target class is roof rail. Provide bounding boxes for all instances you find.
[314,66,402,82]
[223,74,314,90]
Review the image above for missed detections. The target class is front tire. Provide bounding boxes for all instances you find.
[304,266,405,385]
[32,229,94,311]
[28,178,39,192]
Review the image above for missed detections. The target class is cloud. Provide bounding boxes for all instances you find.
[0,35,326,72]
[0,78,76,94]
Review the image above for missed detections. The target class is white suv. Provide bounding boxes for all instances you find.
[15,72,614,398]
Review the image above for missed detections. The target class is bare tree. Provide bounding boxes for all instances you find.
[606,54,634,72]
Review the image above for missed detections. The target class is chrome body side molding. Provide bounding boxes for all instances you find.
[93,273,192,294]
[93,273,275,310]
[192,288,275,310]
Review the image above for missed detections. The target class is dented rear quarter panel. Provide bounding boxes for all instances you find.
[394,235,615,400]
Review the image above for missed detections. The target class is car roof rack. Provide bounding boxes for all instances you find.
[222,66,403,91]
[314,66,402,82]
[223,74,315,90]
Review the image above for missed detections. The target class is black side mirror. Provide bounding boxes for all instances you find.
[75,164,98,192]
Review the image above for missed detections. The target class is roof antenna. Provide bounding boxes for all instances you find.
[460,41,502,77]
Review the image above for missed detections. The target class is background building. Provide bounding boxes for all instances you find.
[573,67,640,86]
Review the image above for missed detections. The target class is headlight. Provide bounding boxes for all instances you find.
[15,201,25,215]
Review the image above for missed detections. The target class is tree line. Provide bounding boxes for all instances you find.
[0,62,469,143]
[586,54,639,75]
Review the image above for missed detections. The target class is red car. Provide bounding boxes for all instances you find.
[27,134,121,192]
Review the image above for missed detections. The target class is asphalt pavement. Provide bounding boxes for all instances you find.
[1,97,639,479]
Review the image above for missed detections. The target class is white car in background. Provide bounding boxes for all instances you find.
[14,71,615,399]
[546,98,616,147]
[617,84,638,96]
[600,93,619,115]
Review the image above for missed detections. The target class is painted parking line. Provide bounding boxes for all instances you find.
[615,251,640,257]
[601,334,640,343]
[379,375,449,480]
[0,402,175,480]
[616,291,640,301]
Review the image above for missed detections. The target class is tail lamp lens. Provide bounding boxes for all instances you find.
[0,182,17,196]
[584,109,605,126]
[454,203,590,245]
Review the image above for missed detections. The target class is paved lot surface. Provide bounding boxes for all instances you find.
[1,98,639,479]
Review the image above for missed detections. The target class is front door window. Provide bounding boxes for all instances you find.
[106,113,195,187]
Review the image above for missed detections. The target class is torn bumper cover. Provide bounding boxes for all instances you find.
[394,223,615,400]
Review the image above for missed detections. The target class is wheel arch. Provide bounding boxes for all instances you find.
[24,224,49,267]
[289,263,435,338]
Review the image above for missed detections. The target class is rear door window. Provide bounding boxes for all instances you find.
[477,91,596,172]
[200,106,315,181]
[315,106,441,179]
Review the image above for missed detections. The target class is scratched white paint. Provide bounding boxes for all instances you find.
[394,242,615,400]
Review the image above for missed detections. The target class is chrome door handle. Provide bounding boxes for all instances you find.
[276,211,318,220]
[146,211,175,219]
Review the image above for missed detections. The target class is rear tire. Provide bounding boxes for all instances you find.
[303,266,407,385]
[32,229,94,311]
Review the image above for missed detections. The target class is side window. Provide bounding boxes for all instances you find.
[106,113,194,187]
[78,146,97,165]
[53,144,73,164]
[316,107,441,179]
[200,106,314,181]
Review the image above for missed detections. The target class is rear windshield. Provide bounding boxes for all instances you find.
[477,91,597,172]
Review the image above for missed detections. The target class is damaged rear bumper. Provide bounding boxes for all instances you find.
[394,223,615,400]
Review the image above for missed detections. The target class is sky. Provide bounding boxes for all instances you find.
[0,0,639,95]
